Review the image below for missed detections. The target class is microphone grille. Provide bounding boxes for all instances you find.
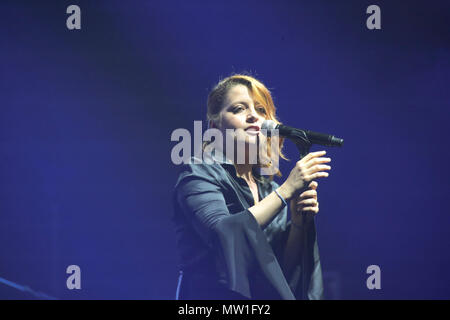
[261,120,277,130]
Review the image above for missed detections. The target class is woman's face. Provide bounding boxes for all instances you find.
[215,84,267,148]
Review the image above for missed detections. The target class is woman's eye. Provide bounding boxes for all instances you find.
[257,107,266,114]
[232,106,244,113]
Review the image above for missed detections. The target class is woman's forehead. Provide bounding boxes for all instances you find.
[224,85,253,105]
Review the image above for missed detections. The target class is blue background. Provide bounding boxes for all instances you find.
[1,0,449,299]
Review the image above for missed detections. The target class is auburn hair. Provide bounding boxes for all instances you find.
[205,73,287,177]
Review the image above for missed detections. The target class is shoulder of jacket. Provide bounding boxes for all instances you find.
[174,157,225,188]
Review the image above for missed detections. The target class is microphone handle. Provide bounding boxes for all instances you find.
[304,129,344,147]
[277,124,343,147]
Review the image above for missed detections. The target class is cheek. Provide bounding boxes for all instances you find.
[220,114,244,130]
[219,115,247,142]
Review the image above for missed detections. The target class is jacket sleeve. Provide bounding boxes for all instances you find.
[174,166,296,299]
[263,182,324,300]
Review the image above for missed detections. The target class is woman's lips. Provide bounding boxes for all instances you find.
[245,126,260,135]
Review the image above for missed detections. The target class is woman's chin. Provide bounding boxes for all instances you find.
[246,130,261,140]
[242,135,258,146]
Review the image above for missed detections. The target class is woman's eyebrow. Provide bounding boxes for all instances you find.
[230,100,252,106]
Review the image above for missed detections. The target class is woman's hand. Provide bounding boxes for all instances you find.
[290,181,319,226]
[278,150,331,200]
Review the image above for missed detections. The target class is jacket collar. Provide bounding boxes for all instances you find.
[204,148,270,185]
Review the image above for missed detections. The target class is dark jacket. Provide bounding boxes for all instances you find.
[172,155,323,300]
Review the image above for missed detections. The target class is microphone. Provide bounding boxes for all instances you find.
[261,120,344,147]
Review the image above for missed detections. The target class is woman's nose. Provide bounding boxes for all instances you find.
[246,108,259,123]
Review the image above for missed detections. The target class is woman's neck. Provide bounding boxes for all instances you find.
[234,163,255,182]
[215,146,256,182]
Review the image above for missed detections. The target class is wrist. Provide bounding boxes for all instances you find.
[278,184,293,201]
[274,188,287,207]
